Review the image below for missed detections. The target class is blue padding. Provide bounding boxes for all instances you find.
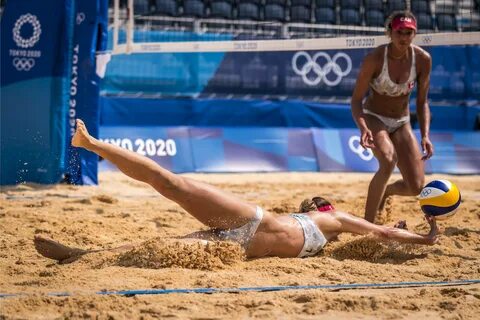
[101,97,480,131]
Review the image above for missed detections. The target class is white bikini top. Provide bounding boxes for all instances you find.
[370,45,417,97]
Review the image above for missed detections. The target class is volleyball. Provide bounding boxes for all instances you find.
[418,180,461,220]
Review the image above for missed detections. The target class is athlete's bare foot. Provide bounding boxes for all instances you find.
[34,235,135,263]
[71,119,93,149]
[34,235,87,263]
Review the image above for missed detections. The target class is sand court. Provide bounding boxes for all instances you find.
[1,172,479,319]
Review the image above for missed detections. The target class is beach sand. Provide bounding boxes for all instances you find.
[1,172,479,319]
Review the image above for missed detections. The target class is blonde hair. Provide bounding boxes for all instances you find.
[299,197,332,213]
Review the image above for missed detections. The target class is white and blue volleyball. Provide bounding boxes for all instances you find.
[418,180,461,219]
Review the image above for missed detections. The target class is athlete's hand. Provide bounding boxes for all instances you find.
[421,136,434,160]
[360,128,375,149]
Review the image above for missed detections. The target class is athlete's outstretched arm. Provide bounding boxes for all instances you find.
[334,211,438,245]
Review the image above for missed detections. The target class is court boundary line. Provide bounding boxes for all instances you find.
[1,279,479,298]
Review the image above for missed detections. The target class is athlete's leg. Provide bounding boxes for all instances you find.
[364,115,398,223]
[72,119,257,229]
[384,123,425,198]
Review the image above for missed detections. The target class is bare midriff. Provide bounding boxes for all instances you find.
[365,88,411,118]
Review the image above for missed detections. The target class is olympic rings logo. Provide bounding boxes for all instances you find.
[13,14,42,48]
[348,136,374,161]
[13,58,35,71]
[292,51,352,86]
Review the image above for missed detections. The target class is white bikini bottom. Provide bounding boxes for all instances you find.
[214,206,263,249]
[363,108,410,133]
[290,214,327,258]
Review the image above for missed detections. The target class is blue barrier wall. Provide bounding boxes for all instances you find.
[101,97,480,131]
[98,126,480,174]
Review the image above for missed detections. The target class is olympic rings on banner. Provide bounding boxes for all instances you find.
[13,58,35,71]
[292,51,352,86]
[348,135,374,161]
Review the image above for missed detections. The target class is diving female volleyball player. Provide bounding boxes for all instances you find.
[34,119,438,263]
[351,11,434,223]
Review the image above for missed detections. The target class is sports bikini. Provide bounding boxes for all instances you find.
[290,213,328,258]
[364,45,416,133]
[214,206,263,249]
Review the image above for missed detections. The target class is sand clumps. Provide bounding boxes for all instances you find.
[325,236,421,263]
[116,238,245,270]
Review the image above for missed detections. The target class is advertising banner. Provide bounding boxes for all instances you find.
[98,127,480,175]
[0,0,74,185]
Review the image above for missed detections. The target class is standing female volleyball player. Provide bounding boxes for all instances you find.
[351,11,434,223]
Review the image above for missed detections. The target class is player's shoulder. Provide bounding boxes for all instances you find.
[413,44,431,62]
[363,45,385,65]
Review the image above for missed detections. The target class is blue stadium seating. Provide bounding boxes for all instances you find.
[315,7,336,24]
[183,0,205,18]
[290,5,311,23]
[411,0,430,14]
[209,1,233,19]
[154,0,177,16]
[134,0,151,15]
[291,0,312,7]
[240,0,263,4]
[365,10,385,27]
[316,0,335,8]
[237,2,261,20]
[417,12,434,30]
[264,4,287,21]
[266,0,287,5]
[436,13,457,31]
[340,0,361,9]
[364,0,383,11]
[340,8,361,25]
[386,0,407,14]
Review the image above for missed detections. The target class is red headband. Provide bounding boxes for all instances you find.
[317,204,335,212]
[391,16,417,31]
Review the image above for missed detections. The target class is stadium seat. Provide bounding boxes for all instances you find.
[291,0,312,7]
[411,0,430,14]
[436,13,457,30]
[290,5,311,23]
[264,4,287,22]
[154,0,178,16]
[316,0,336,8]
[433,0,457,15]
[183,0,205,18]
[417,12,434,30]
[315,7,336,24]
[134,0,151,15]
[365,10,385,27]
[209,1,233,19]
[340,0,361,9]
[386,0,406,14]
[239,0,263,4]
[340,8,361,25]
[364,0,384,11]
[266,0,287,5]
[237,2,261,20]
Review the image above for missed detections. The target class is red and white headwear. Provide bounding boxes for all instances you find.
[391,16,417,31]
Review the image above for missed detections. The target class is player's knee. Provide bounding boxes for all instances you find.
[151,172,184,197]
[378,150,397,172]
